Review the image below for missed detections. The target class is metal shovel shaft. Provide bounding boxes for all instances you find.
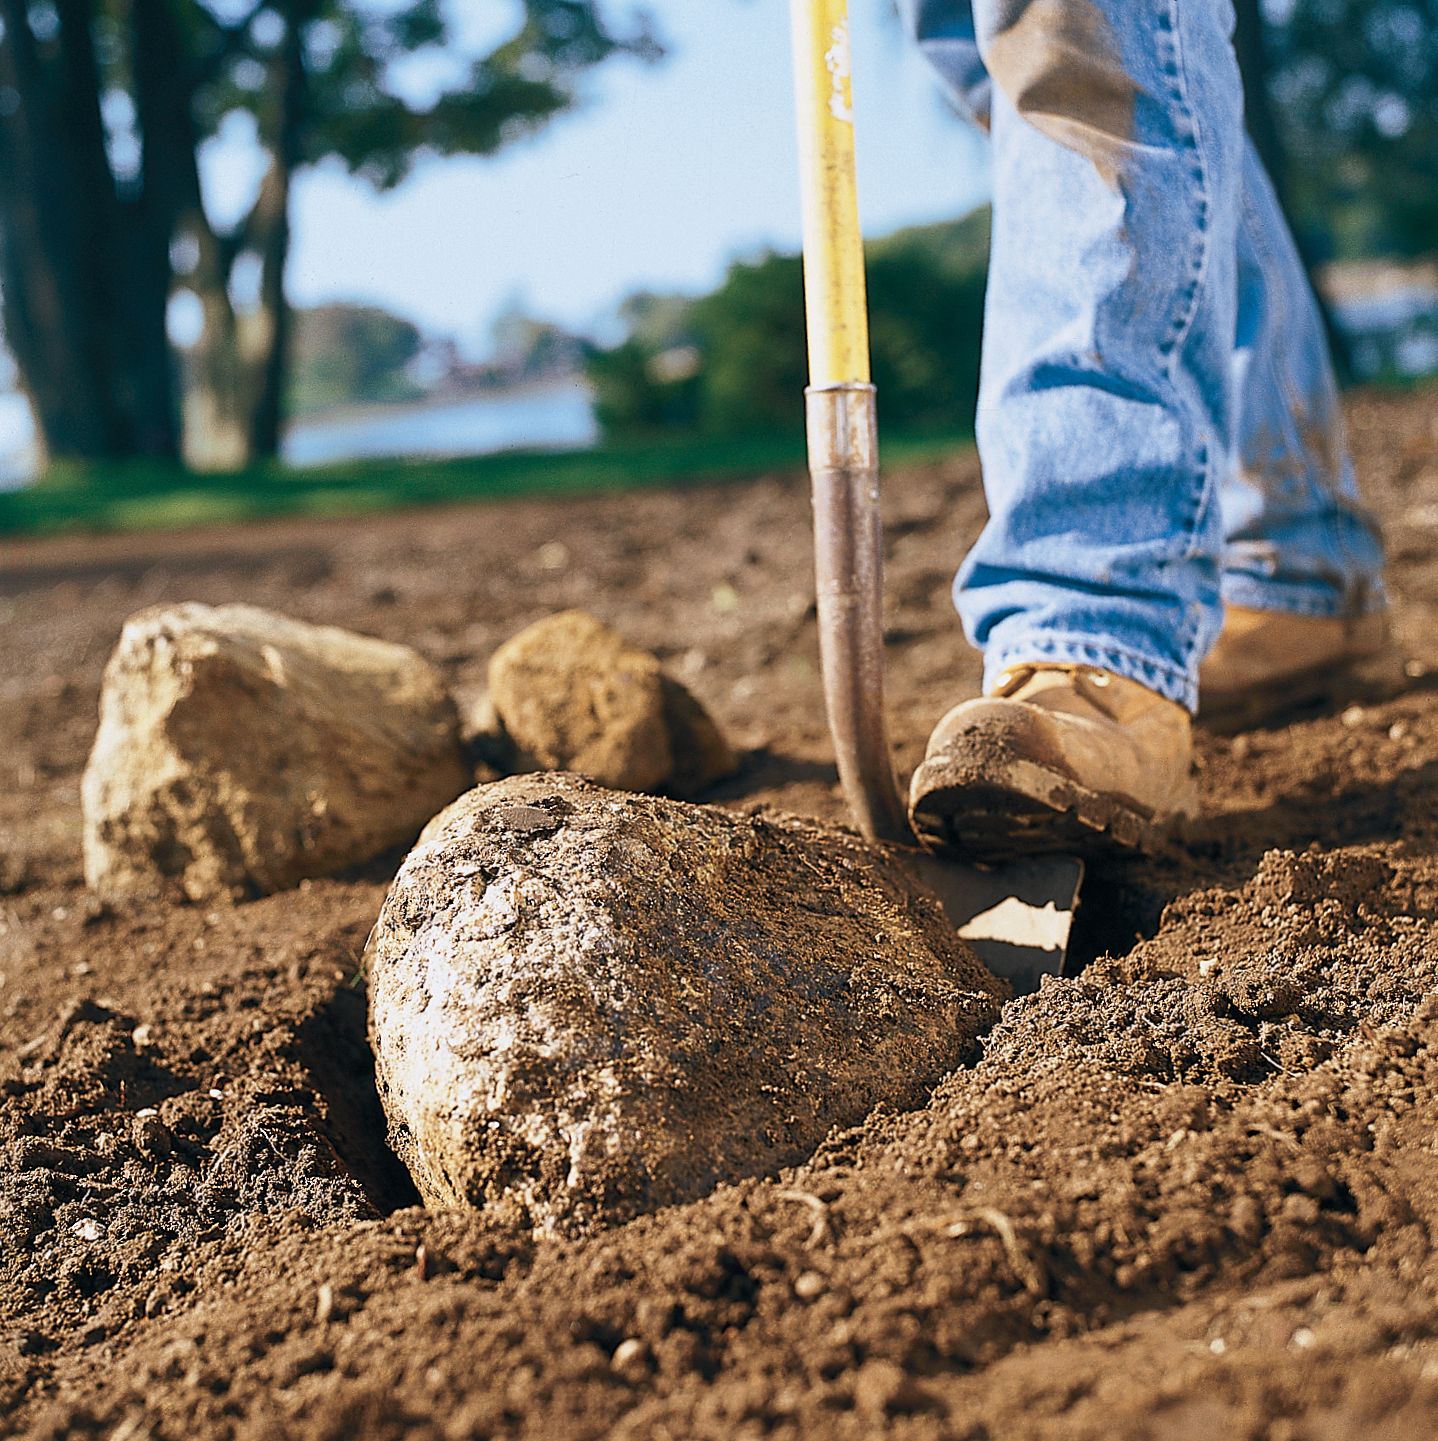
[808,384,910,843]
[791,0,910,844]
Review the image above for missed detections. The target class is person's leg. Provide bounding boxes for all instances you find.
[903,0,1246,855]
[1193,141,1389,724]
[1223,139,1385,618]
[953,0,1244,712]
[898,0,992,130]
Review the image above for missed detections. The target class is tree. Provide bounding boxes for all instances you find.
[1233,0,1354,376]
[588,210,990,440]
[488,294,586,385]
[287,301,426,414]
[0,1,659,469]
[1263,0,1438,262]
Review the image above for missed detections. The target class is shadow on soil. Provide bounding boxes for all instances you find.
[294,986,420,1216]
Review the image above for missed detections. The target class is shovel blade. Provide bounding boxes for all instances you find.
[905,852,1084,995]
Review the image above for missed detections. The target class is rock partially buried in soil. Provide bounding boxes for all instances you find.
[486,610,736,796]
[367,773,1002,1233]
[82,602,472,901]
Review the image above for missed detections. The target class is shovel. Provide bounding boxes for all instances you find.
[788,0,1082,992]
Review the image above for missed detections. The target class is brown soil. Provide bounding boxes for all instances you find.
[3,386,1438,1439]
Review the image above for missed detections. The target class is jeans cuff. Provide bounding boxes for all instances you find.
[1221,573,1388,620]
[983,633,1198,711]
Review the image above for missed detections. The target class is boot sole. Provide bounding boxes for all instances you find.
[908,753,1181,863]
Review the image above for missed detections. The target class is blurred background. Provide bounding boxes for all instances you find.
[0,0,1434,535]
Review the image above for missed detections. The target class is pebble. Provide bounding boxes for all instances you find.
[852,1358,923,1418]
[610,1338,652,1383]
[793,1271,825,1300]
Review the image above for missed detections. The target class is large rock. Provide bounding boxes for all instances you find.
[367,774,1002,1233]
[83,602,472,901]
[486,610,736,796]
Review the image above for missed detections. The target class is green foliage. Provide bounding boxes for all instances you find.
[1269,0,1438,259]
[687,253,809,433]
[590,339,703,433]
[0,0,661,466]
[288,303,426,414]
[587,210,990,439]
[200,1,662,190]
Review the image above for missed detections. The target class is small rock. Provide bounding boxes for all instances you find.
[1228,1194,1264,1243]
[486,611,736,797]
[368,774,1000,1234]
[610,1338,652,1383]
[793,1271,826,1300]
[82,603,471,901]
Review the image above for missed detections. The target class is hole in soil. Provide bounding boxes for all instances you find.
[1064,860,1175,977]
[294,988,420,1215]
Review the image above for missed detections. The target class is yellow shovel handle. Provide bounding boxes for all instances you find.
[789,0,871,387]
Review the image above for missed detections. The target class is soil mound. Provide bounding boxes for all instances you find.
[367,774,1001,1232]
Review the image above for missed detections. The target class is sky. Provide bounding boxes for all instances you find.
[268,1,992,353]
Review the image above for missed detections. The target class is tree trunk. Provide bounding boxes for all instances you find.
[246,14,307,462]
[0,0,182,463]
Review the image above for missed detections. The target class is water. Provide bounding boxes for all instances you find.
[0,379,599,489]
[282,380,598,468]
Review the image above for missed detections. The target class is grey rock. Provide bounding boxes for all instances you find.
[367,773,1001,1234]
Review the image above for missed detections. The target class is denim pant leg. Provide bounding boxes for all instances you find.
[1224,140,1386,618]
[897,0,993,128]
[905,0,1245,710]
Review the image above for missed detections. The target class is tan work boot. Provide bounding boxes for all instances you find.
[1198,604,1390,730]
[908,664,1195,861]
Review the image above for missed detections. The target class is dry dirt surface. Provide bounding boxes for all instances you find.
[2,386,1438,1440]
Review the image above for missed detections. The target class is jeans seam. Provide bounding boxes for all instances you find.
[1158,0,1218,676]
[1158,0,1210,375]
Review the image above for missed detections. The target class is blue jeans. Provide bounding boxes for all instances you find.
[900,0,1385,709]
